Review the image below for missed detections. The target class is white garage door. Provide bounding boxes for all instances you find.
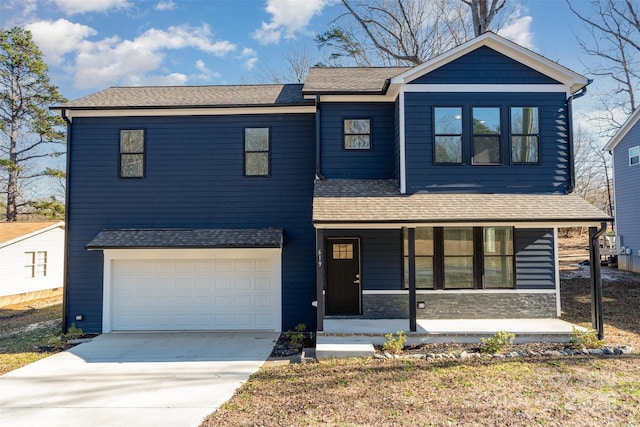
[109,251,280,331]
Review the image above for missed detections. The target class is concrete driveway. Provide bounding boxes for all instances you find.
[0,332,278,427]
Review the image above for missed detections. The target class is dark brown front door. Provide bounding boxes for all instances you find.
[326,238,361,315]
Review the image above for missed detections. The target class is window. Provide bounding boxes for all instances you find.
[443,227,475,288]
[403,228,434,289]
[25,251,47,278]
[344,119,371,150]
[403,227,514,290]
[472,107,501,164]
[120,130,144,178]
[244,127,270,176]
[434,107,463,163]
[511,107,539,163]
[332,243,354,259]
[630,146,640,166]
[483,227,514,288]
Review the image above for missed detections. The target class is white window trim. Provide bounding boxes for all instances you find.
[630,145,640,166]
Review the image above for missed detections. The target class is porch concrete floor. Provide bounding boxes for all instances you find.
[320,318,584,344]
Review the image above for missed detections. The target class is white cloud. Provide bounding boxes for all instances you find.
[498,10,534,49]
[71,24,236,89]
[154,1,175,11]
[253,0,328,45]
[194,59,221,81]
[26,19,97,66]
[48,0,131,15]
[238,47,258,70]
[0,0,39,26]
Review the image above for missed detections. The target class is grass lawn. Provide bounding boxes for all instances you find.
[0,296,64,375]
[202,236,640,427]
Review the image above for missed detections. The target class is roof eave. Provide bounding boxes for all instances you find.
[603,107,640,151]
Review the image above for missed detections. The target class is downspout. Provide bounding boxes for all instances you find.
[60,109,72,333]
[565,80,592,194]
[315,94,324,180]
[589,221,607,340]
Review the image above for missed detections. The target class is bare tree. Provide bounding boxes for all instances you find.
[257,44,317,84]
[317,0,510,66]
[566,0,640,127]
[573,126,614,215]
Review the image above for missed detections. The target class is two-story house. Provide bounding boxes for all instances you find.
[604,108,640,273]
[54,32,609,336]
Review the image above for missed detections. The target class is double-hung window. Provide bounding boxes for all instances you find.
[511,107,539,163]
[344,119,371,150]
[244,127,270,176]
[403,228,434,289]
[630,146,640,166]
[120,130,145,178]
[25,251,47,278]
[434,107,463,163]
[472,107,501,164]
[483,227,514,288]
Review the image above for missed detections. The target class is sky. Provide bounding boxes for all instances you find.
[1,0,601,101]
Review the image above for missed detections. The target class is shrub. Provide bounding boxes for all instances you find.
[285,323,309,348]
[480,330,515,354]
[382,330,407,354]
[569,327,605,349]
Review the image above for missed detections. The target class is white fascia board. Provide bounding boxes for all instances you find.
[313,221,605,229]
[403,84,569,93]
[391,32,588,94]
[63,105,316,121]
[0,221,65,249]
[603,107,640,151]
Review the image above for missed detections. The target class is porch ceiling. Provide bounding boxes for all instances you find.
[312,179,611,227]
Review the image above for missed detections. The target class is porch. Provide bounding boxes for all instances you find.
[316,318,585,360]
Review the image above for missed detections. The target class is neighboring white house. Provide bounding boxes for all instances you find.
[0,222,65,304]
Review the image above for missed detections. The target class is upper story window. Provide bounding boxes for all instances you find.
[244,127,270,176]
[472,107,501,165]
[434,107,463,163]
[511,107,539,164]
[25,251,47,278]
[344,119,371,150]
[120,130,145,178]
[630,146,640,166]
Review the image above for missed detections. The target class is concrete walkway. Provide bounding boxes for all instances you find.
[0,332,278,427]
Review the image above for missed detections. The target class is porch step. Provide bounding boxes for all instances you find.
[315,336,375,361]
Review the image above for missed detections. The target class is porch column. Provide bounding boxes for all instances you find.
[407,227,417,332]
[316,228,325,331]
[589,223,606,340]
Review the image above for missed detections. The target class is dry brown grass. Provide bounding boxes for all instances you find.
[202,234,640,427]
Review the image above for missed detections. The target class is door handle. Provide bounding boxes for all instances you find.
[353,279,360,284]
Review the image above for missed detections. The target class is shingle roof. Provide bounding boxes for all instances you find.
[86,228,283,249]
[54,84,311,109]
[0,222,64,247]
[313,180,611,225]
[303,67,409,94]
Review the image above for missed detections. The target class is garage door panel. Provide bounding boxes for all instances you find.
[111,256,278,331]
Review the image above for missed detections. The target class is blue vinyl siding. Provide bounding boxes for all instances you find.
[613,123,640,255]
[66,114,316,332]
[320,103,395,179]
[404,92,570,194]
[514,229,555,290]
[409,46,560,85]
[324,229,402,291]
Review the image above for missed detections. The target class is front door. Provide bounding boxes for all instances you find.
[326,238,361,315]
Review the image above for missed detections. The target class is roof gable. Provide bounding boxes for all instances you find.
[604,108,640,151]
[391,32,588,94]
[407,46,560,85]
